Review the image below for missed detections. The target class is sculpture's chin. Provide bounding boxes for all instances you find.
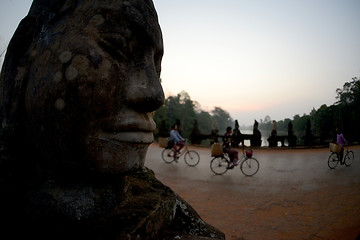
[85,138,149,174]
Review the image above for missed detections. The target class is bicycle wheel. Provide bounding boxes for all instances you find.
[210,156,229,175]
[327,152,339,169]
[184,150,200,166]
[344,151,354,166]
[162,148,175,163]
[240,157,259,176]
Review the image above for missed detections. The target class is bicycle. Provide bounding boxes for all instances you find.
[328,144,354,169]
[210,146,259,176]
[161,139,200,166]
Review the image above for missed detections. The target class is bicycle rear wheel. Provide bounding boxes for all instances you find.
[210,156,229,175]
[184,150,200,166]
[240,157,259,176]
[328,152,339,169]
[344,151,354,166]
[162,148,175,163]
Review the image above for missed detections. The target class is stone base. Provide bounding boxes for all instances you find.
[1,167,224,240]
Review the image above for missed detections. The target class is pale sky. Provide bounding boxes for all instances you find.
[1,0,360,125]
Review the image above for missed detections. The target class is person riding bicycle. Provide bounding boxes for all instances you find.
[223,126,239,169]
[169,124,185,160]
[336,128,348,163]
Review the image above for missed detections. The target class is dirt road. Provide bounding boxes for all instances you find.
[145,144,360,240]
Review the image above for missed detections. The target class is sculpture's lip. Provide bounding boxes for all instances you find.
[95,130,154,144]
[93,112,157,133]
[100,122,156,143]
[102,122,156,132]
[89,111,156,144]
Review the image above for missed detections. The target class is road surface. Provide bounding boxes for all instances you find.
[145,144,360,240]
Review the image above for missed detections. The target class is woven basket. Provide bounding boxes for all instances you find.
[329,143,341,153]
[211,143,223,157]
[159,137,169,148]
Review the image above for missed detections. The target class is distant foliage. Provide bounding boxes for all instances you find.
[258,77,360,144]
[153,91,233,139]
[336,77,360,105]
[155,77,360,145]
[211,107,233,133]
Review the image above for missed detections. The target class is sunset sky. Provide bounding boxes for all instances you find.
[1,0,360,125]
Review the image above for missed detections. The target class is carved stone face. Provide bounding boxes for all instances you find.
[24,0,164,174]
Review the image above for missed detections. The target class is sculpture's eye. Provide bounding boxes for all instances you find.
[154,49,163,78]
[98,33,130,62]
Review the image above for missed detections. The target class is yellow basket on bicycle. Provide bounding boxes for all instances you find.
[159,137,169,148]
[211,143,223,157]
[329,143,341,153]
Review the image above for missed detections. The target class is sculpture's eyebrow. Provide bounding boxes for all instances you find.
[132,22,161,49]
[128,16,162,50]
[120,3,163,49]
[96,6,162,48]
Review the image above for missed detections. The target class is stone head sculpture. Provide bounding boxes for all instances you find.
[0,0,164,175]
[0,2,226,239]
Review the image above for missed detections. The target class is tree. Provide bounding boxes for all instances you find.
[154,77,360,145]
[195,110,212,134]
[336,77,360,105]
[211,107,233,133]
[153,91,197,139]
[335,77,360,141]
[259,115,272,132]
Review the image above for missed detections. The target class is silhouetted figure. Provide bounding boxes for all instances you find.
[209,120,220,144]
[231,120,243,147]
[190,119,202,144]
[158,120,169,138]
[268,120,278,147]
[303,119,315,146]
[251,120,262,147]
[287,121,297,147]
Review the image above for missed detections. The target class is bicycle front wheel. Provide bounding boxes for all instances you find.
[328,152,339,169]
[162,148,175,163]
[344,151,354,166]
[184,150,200,166]
[210,156,229,175]
[240,157,259,176]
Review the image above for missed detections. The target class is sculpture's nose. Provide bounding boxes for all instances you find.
[124,64,165,113]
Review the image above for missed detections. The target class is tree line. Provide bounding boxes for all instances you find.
[256,77,360,145]
[154,77,360,145]
[154,91,233,140]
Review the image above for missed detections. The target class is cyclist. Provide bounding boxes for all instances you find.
[336,128,348,164]
[169,124,185,160]
[223,126,239,169]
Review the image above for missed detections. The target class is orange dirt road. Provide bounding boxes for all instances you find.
[145,144,360,240]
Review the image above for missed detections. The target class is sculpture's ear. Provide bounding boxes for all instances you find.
[0,14,37,129]
[0,0,78,128]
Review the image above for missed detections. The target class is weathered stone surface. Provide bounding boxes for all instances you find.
[23,168,177,239]
[161,194,225,240]
[0,0,224,239]
[0,164,224,239]
[1,0,165,175]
